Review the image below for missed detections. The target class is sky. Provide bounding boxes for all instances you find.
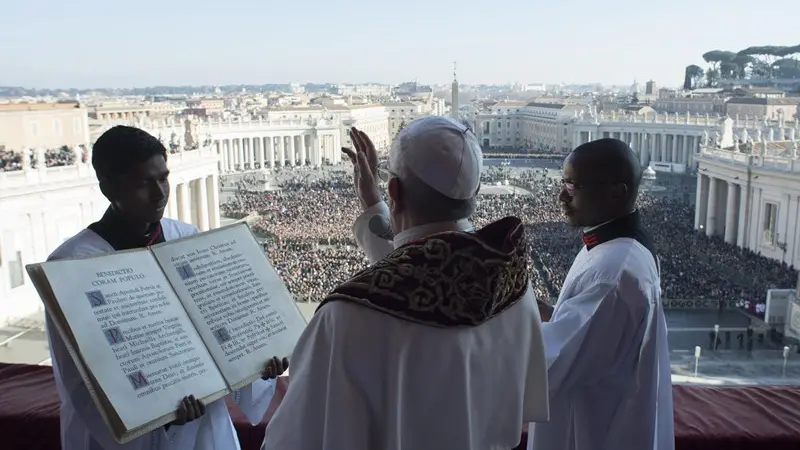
[0,0,796,89]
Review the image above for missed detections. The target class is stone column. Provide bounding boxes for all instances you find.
[267,136,275,168]
[250,138,257,168]
[196,177,209,231]
[297,135,303,165]
[224,140,232,172]
[278,137,285,166]
[736,184,747,247]
[167,189,179,220]
[706,177,717,237]
[258,137,266,169]
[333,133,342,164]
[724,181,737,244]
[694,174,705,230]
[660,133,667,162]
[207,174,221,229]
[287,136,295,166]
[178,182,191,224]
[216,141,225,172]
[311,133,321,166]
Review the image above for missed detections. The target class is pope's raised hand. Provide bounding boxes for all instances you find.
[341,127,382,209]
[262,356,289,380]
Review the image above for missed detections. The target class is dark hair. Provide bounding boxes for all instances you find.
[92,126,168,180]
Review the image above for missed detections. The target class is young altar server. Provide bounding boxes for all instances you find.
[528,138,674,450]
[45,126,288,450]
[261,118,549,450]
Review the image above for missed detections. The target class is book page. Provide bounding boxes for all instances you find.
[39,250,228,431]
[150,223,306,387]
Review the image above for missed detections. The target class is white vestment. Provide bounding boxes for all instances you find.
[46,217,277,450]
[528,236,674,450]
[262,202,549,450]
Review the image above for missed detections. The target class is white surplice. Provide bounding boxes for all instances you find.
[45,217,277,450]
[527,236,675,450]
[262,201,549,450]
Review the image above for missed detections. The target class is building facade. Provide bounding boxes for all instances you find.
[694,119,800,267]
[0,102,90,151]
[0,145,221,327]
[475,102,580,153]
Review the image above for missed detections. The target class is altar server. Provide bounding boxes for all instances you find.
[262,118,549,450]
[45,126,288,450]
[528,138,674,450]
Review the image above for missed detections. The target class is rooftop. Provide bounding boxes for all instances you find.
[0,101,81,112]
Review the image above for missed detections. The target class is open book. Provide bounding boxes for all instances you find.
[26,222,307,444]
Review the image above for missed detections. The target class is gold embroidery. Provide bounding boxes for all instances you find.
[318,217,529,327]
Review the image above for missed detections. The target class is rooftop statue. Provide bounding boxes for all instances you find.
[72,145,82,164]
[21,148,32,171]
[36,147,46,169]
[183,117,197,150]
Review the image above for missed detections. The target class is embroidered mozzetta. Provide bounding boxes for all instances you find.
[317,217,529,327]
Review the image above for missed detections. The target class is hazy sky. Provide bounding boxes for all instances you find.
[1,0,796,89]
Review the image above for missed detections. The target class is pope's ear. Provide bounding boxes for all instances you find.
[387,177,401,203]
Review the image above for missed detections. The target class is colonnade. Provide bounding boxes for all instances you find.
[165,174,221,232]
[694,173,747,246]
[574,129,699,166]
[214,132,341,172]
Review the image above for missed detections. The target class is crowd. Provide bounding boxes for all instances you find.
[0,146,80,171]
[222,168,797,313]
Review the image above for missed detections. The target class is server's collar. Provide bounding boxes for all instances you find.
[88,207,165,251]
[582,210,640,250]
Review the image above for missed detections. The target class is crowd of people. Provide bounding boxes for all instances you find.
[222,168,796,313]
[0,146,80,171]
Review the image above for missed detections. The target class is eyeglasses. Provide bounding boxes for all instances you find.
[561,179,625,196]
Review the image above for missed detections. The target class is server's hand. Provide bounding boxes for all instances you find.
[262,356,290,380]
[169,395,206,428]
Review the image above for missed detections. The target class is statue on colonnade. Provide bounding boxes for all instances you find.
[183,116,198,150]
[35,147,46,169]
[72,145,83,165]
[20,148,32,171]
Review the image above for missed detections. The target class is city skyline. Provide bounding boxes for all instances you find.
[1,0,797,89]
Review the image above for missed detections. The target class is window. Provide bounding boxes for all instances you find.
[29,121,39,136]
[53,118,62,135]
[763,202,778,245]
[73,117,82,133]
[8,250,24,289]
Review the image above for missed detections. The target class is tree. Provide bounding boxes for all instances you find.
[684,65,704,89]
[395,119,407,139]
[702,50,737,72]
[773,58,800,79]
[737,45,800,78]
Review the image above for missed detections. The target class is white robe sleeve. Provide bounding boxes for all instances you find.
[352,201,394,264]
[228,378,277,425]
[46,313,178,450]
[540,282,634,398]
[261,304,374,450]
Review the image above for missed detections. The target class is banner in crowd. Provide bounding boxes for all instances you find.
[785,299,800,341]
[662,298,738,309]
[765,289,795,326]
